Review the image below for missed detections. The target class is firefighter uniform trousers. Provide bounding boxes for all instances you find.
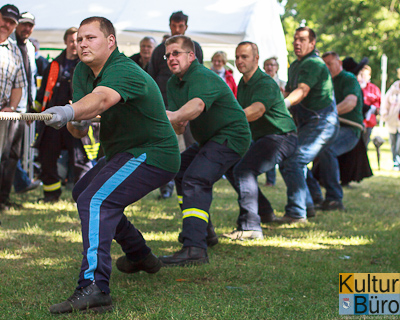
[176,141,241,250]
[72,153,175,293]
[38,126,91,199]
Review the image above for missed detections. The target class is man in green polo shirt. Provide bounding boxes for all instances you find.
[41,17,180,314]
[159,35,251,266]
[278,26,339,223]
[222,41,297,240]
[308,51,363,210]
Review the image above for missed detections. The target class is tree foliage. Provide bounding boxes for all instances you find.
[281,0,400,89]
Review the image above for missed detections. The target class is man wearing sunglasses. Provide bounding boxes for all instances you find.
[159,35,251,267]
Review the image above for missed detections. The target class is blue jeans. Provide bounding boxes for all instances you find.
[280,102,339,219]
[389,132,400,167]
[13,160,31,193]
[309,126,360,201]
[233,133,297,231]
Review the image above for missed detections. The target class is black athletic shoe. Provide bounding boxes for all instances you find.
[49,282,112,314]
[159,246,209,267]
[116,252,162,274]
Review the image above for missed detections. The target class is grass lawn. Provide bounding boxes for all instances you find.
[0,140,399,319]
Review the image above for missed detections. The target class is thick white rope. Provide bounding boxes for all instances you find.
[0,112,100,122]
[0,112,363,131]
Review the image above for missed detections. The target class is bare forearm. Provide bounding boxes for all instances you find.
[71,86,121,120]
[244,102,266,122]
[337,95,357,115]
[9,88,22,109]
[168,98,205,124]
[286,87,306,106]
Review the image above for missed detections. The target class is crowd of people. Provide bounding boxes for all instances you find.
[0,4,396,315]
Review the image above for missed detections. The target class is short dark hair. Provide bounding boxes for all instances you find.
[296,26,317,42]
[169,11,188,24]
[322,51,340,60]
[140,36,156,46]
[63,27,78,42]
[237,41,259,57]
[165,35,194,52]
[80,16,116,39]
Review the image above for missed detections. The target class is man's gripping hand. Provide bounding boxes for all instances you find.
[42,104,75,129]
[70,120,91,131]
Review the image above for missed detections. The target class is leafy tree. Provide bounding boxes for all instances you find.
[281,0,400,89]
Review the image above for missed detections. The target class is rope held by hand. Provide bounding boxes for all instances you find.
[0,112,100,122]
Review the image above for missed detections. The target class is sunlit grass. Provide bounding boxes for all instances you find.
[0,141,399,319]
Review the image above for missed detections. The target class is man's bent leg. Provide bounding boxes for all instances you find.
[75,153,174,293]
[280,105,339,219]
[318,127,359,203]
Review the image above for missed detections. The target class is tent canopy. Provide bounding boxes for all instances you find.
[11,0,288,80]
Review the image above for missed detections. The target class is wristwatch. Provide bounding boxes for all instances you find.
[10,106,16,111]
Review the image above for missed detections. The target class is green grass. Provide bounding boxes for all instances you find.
[1,142,400,319]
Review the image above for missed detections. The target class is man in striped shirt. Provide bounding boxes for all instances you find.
[0,4,26,212]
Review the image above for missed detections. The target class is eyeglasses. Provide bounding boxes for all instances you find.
[164,51,190,60]
[264,63,278,67]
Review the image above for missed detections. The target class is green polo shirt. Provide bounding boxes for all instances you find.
[72,48,180,173]
[237,68,296,140]
[167,60,251,157]
[333,70,364,135]
[286,50,334,111]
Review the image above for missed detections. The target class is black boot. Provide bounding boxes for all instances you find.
[178,218,218,247]
[159,246,209,267]
[116,252,162,274]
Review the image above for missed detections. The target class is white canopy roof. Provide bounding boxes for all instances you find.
[11,0,288,80]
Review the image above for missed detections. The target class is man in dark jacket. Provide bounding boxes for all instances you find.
[35,27,91,202]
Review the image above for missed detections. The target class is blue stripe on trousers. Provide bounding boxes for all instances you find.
[83,153,147,281]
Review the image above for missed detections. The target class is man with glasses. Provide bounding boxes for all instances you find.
[159,35,251,267]
[148,11,203,199]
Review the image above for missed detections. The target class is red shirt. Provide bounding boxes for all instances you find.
[225,70,237,98]
[362,82,381,128]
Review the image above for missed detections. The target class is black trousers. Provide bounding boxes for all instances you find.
[0,120,25,203]
[176,141,241,249]
[38,126,91,199]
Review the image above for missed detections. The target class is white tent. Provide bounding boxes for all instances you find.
[11,0,288,81]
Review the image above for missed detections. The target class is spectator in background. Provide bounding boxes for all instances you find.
[211,51,237,97]
[357,65,381,147]
[0,4,26,211]
[381,77,400,170]
[129,36,156,72]
[263,56,286,93]
[263,56,286,187]
[30,38,49,78]
[11,11,41,194]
